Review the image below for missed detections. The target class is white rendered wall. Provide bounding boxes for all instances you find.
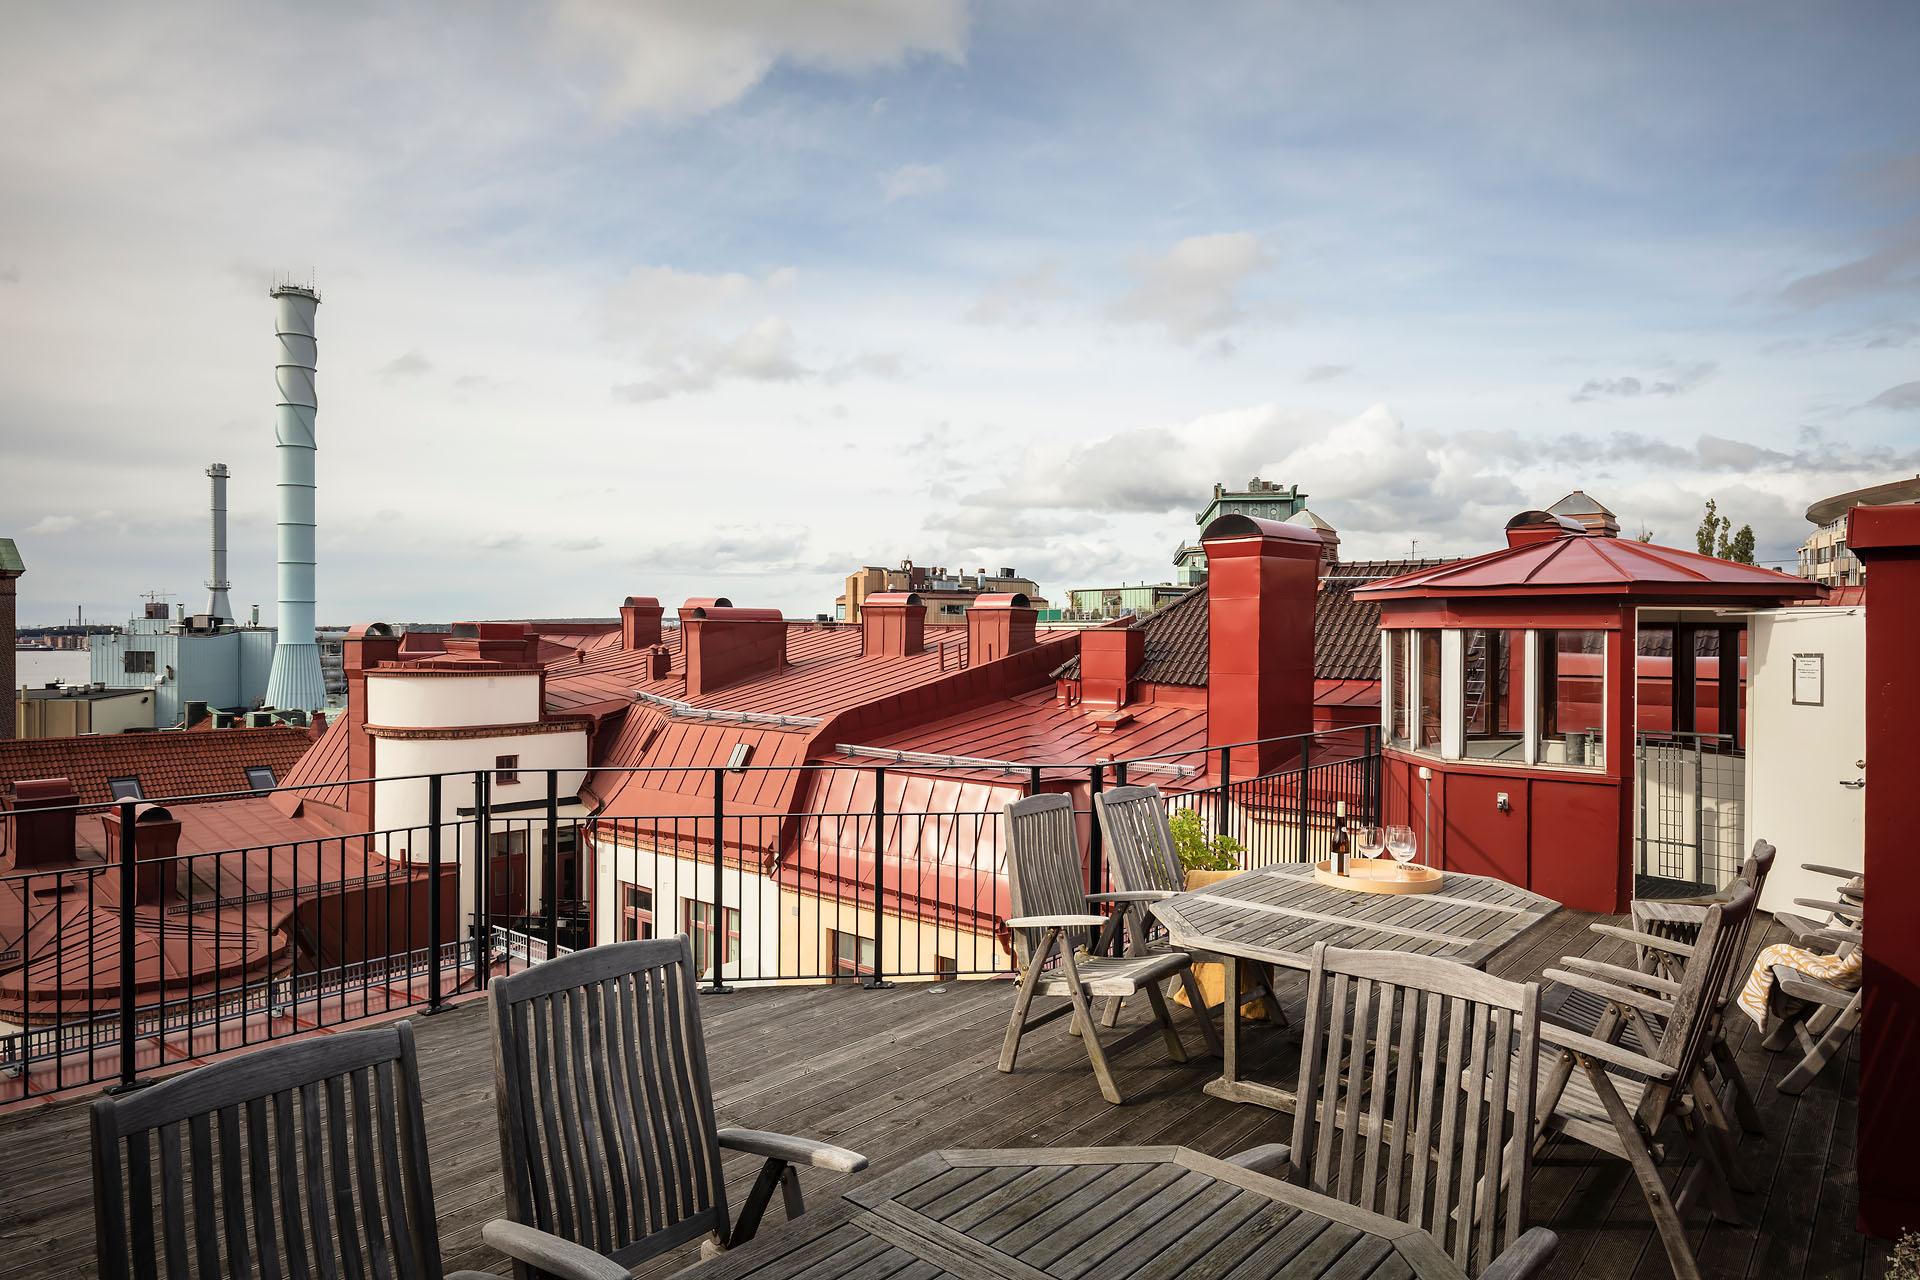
[1745,606,1866,912]
[371,728,589,843]
[591,831,779,984]
[365,672,542,728]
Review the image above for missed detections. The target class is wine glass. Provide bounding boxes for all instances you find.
[1356,825,1387,860]
[1385,825,1418,877]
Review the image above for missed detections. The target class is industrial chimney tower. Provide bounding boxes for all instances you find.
[262,283,326,712]
[205,462,232,623]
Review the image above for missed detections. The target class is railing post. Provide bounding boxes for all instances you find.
[474,770,491,989]
[108,799,147,1094]
[424,773,444,1014]
[1218,744,1233,846]
[1027,764,1043,797]
[1088,763,1105,898]
[865,766,894,990]
[1296,734,1313,863]
[707,767,733,993]
[543,769,561,959]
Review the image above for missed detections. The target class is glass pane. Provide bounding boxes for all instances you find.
[1389,631,1410,745]
[1417,631,1442,751]
[1463,629,1527,760]
[1538,630,1606,767]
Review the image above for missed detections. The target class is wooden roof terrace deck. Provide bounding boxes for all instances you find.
[0,910,1883,1279]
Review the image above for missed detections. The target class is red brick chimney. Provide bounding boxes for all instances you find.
[102,802,184,904]
[646,644,671,680]
[9,777,79,869]
[342,623,402,821]
[620,596,664,650]
[861,592,926,658]
[1202,514,1322,774]
[967,593,1037,667]
[679,601,787,697]
[1079,624,1145,710]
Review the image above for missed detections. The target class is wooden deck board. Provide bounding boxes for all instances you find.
[0,912,1877,1280]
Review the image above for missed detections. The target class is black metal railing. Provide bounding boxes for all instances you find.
[0,724,1378,1103]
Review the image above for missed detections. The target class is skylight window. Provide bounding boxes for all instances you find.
[107,776,144,801]
[244,766,276,794]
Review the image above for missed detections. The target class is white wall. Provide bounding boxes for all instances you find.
[1745,606,1866,912]
[365,671,542,728]
[590,831,780,983]
[372,729,589,843]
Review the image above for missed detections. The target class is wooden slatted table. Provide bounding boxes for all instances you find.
[1156,862,1560,1112]
[680,1146,1471,1279]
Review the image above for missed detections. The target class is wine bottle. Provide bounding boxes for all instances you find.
[1330,800,1349,875]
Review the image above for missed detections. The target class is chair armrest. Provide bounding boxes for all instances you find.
[1006,914,1107,929]
[1633,897,1713,918]
[1793,898,1862,920]
[1541,1024,1677,1081]
[1773,967,1858,1008]
[481,1221,632,1280]
[1555,956,1682,998]
[1225,1143,1293,1177]
[1802,863,1860,881]
[1812,927,1862,947]
[1087,890,1175,903]
[1587,923,1693,957]
[1476,1227,1560,1280]
[718,1128,869,1173]
[1540,969,1676,1019]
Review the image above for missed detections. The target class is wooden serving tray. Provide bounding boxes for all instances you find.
[1312,858,1444,895]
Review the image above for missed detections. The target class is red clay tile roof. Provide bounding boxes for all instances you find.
[1050,559,1453,688]
[0,727,315,807]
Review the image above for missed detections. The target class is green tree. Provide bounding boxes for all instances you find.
[1725,523,1757,565]
[1693,499,1757,564]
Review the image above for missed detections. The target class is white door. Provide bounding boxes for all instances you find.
[1745,605,1867,912]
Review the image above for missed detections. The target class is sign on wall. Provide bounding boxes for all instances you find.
[1793,652,1825,706]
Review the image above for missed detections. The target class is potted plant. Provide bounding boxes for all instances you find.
[1165,809,1265,1016]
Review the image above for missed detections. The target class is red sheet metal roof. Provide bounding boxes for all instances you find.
[1355,534,1824,601]
[0,727,316,808]
[847,687,1208,772]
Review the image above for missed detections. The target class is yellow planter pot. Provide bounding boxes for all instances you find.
[1172,868,1269,1018]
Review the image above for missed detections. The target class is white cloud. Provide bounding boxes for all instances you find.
[555,536,605,553]
[27,515,79,535]
[1860,380,1920,412]
[379,350,432,379]
[614,316,806,402]
[1108,232,1270,343]
[551,0,967,118]
[881,162,948,202]
[966,263,1070,326]
[1571,361,1716,402]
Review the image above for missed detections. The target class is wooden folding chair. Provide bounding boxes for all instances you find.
[1760,922,1863,1095]
[999,792,1217,1103]
[1229,943,1558,1279]
[1092,784,1281,1031]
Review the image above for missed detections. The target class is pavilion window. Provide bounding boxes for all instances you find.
[1462,628,1527,760]
[1537,629,1606,767]
[1387,630,1411,746]
[1417,630,1442,751]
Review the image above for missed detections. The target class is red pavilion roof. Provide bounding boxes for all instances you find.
[1354,533,1823,602]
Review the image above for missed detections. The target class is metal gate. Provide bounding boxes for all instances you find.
[1634,730,1745,895]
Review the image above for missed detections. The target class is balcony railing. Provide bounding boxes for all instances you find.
[0,724,1378,1104]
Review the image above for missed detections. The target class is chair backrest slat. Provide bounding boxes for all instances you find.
[1001,794,1091,966]
[1291,944,1541,1276]
[91,1022,447,1280]
[489,935,729,1270]
[1094,786,1188,899]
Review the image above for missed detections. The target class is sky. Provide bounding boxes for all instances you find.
[3,1,1918,627]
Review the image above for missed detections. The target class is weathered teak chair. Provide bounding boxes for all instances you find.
[1772,861,1864,949]
[1761,922,1863,1095]
[1264,943,1556,1278]
[1092,784,1281,1029]
[89,1021,577,1280]
[1532,882,1759,1280]
[999,792,1216,1103]
[487,936,868,1277]
[1547,839,1774,1135]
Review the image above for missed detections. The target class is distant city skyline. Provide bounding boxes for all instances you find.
[4,2,1918,627]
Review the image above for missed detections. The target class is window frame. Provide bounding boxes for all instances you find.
[494,754,520,786]
[244,765,276,795]
[1460,628,1528,762]
[683,899,742,978]
[107,776,144,802]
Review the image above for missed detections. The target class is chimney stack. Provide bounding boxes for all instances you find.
[1201,514,1322,774]
[860,592,926,658]
[679,600,787,697]
[620,596,664,651]
[1078,624,1145,710]
[206,463,233,623]
[102,802,184,904]
[9,777,77,869]
[263,283,327,713]
[966,593,1037,667]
